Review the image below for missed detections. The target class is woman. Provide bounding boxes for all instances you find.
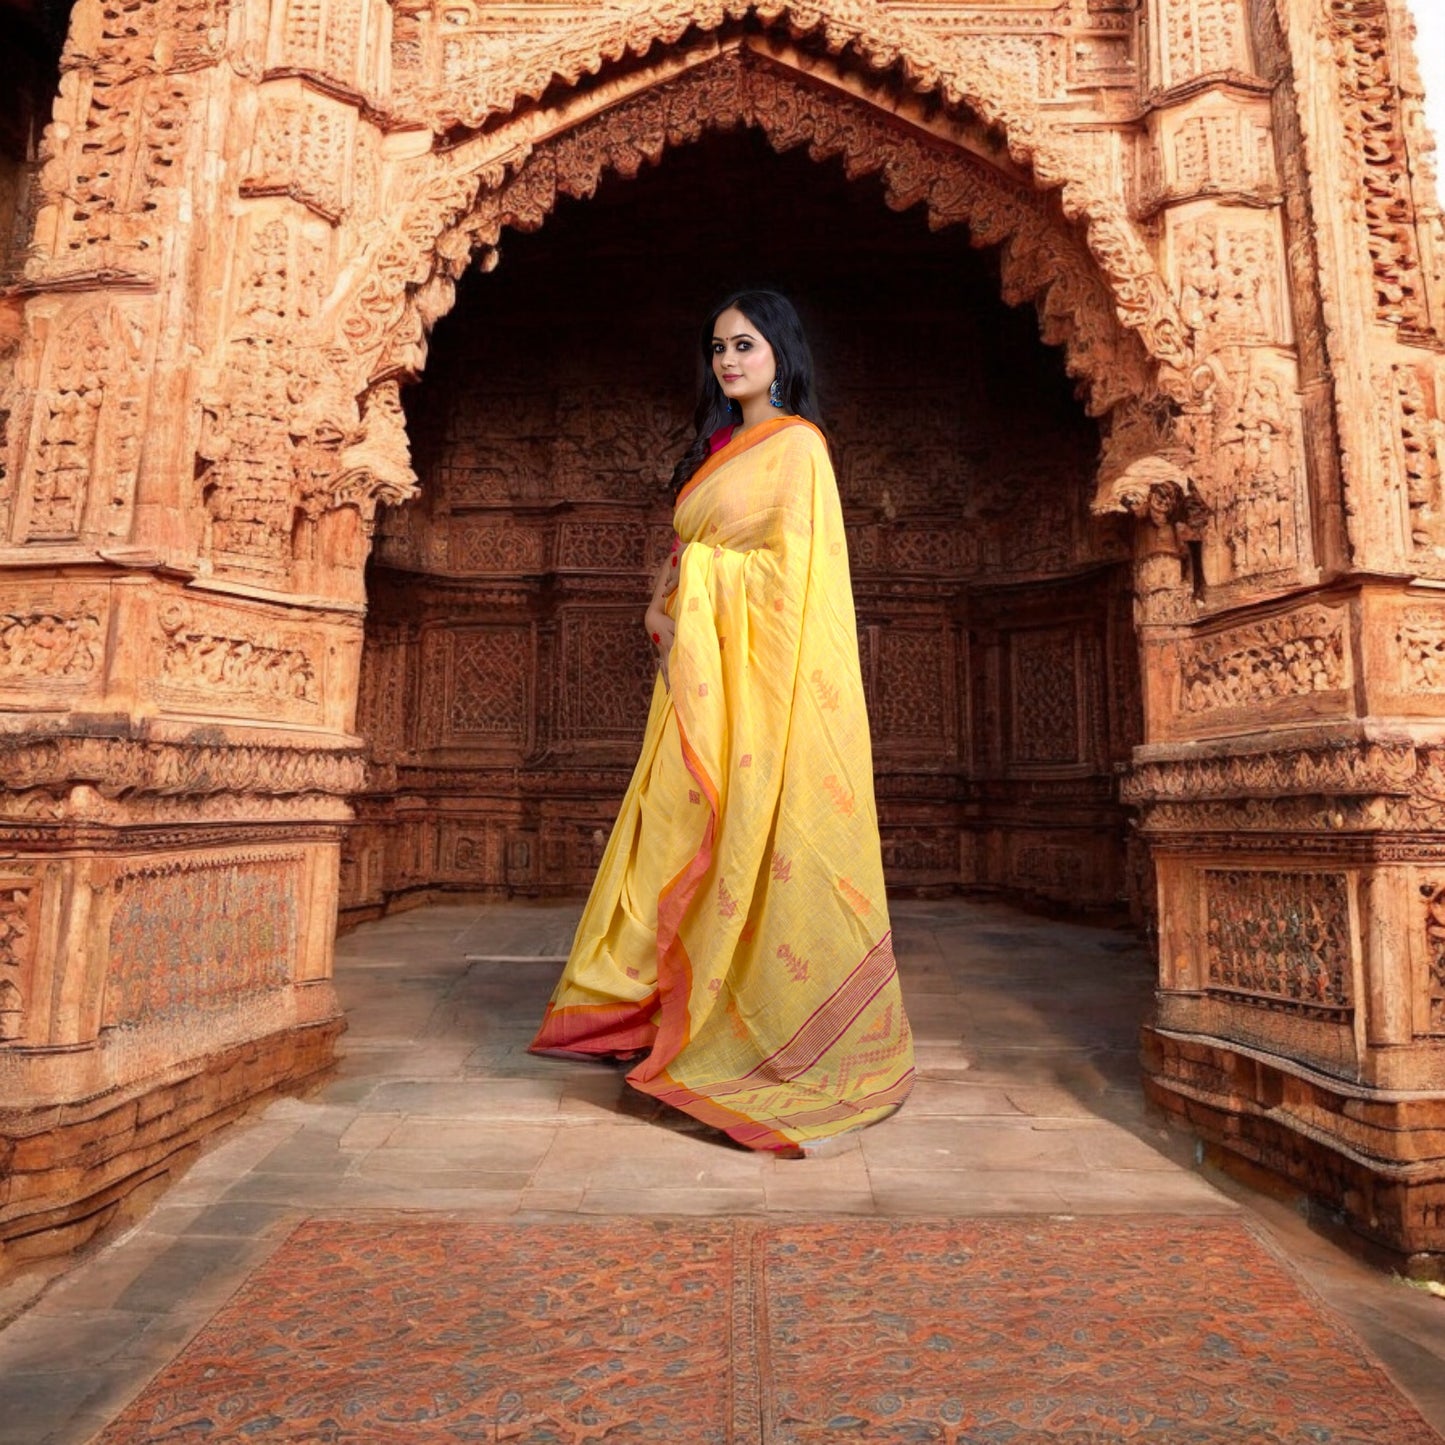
[530,291,914,1151]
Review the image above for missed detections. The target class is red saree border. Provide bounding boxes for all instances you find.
[529,995,659,1056]
[673,415,825,511]
[627,931,913,1151]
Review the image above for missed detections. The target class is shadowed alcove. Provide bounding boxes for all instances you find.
[345,127,1142,922]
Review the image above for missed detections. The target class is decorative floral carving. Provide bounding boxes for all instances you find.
[1011,628,1081,764]
[1204,869,1353,1016]
[1179,606,1347,714]
[1326,0,1437,334]
[106,853,300,1027]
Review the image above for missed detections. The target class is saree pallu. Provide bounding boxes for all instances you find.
[530,416,914,1150]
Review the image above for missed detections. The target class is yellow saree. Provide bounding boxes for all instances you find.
[530,416,914,1150]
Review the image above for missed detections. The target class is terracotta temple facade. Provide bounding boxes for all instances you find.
[2,0,1445,1275]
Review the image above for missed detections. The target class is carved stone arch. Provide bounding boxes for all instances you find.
[323,40,1196,504]
[397,0,1189,380]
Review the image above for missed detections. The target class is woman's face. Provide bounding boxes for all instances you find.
[711,307,777,413]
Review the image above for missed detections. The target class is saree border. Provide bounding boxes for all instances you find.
[673,415,825,511]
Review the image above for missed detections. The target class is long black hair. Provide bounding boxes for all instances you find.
[670,289,823,495]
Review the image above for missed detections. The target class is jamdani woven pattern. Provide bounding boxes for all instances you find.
[99,1216,1440,1443]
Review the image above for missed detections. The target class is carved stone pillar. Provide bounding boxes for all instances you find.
[1124,0,1445,1276]
[0,0,398,1271]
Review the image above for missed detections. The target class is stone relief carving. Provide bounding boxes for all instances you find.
[1179,605,1347,714]
[16,302,147,542]
[1141,109,1276,212]
[434,626,531,743]
[154,599,321,717]
[1425,885,1445,1036]
[0,735,365,798]
[1124,741,1420,804]
[105,852,300,1027]
[1378,360,1445,566]
[1010,628,1081,764]
[1160,0,1249,86]
[1400,609,1445,694]
[0,881,36,1043]
[0,598,104,684]
[558,611,656,743]
[1209,363,1302,580]
[1326,0,1437,334]
[1204,868,1352,1016]
[1174,216,1285,345]
[242,90,354,221]
[30,69,195,280]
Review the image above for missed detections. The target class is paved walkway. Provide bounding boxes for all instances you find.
[2,899,1444,1442]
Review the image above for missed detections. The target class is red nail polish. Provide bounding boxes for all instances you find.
[651,633,660,644]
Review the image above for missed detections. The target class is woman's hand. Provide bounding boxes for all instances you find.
[645,604,676,690]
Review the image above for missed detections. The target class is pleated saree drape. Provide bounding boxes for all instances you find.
[530,416,914,1150]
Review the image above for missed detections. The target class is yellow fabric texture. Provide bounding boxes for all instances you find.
[531,416,914,1149]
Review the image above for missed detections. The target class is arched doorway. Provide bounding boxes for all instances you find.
[345,126,1143,923]
[7,0,1443,1275]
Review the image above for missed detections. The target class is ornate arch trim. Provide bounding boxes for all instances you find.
[322,41,1185,458]
[388,4,1191,375]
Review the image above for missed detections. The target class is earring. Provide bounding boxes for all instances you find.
[769,378,785,408]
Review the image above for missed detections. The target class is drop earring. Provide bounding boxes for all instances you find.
[769,378,785,408]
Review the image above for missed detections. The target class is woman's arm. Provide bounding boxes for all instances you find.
[643,542,678,689]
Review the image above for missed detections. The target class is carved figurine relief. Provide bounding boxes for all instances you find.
[1173,215,1287,345]
[14,302,148,542]
[1206,362,1305,582]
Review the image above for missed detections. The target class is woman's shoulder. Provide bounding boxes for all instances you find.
[768,416,829,460]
